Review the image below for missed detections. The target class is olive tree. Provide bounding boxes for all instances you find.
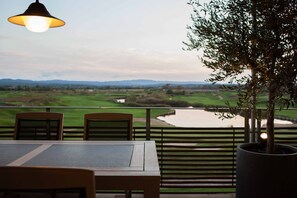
[185,0,297,153]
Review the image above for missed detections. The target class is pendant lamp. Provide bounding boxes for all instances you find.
[8,0,65,33]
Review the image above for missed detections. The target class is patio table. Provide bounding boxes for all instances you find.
[0,140,160,198]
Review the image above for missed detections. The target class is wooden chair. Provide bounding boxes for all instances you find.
[83,113,133,141]
[83,113,133,198]
[0,166,96,198]
[14,112,64,140]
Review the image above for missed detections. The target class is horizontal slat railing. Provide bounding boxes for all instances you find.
[143,127,244,193]
[1,125,297,193]
[0,126,14,139]
[274,127,297,147]
[63,126,84,140]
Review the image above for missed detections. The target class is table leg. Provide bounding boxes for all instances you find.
[143,183,160,198]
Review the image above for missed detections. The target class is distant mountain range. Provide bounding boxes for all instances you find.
[0,78,210,88]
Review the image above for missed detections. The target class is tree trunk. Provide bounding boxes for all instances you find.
[266,83,276,154]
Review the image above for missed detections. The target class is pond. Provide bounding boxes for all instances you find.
[115,99,293,127]
[157,109,293,127]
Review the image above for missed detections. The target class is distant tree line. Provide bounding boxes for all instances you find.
[0,83,230,91]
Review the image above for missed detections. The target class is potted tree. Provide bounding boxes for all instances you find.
[185,0,297,197]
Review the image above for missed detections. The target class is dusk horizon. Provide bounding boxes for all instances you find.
[0,0,212,82]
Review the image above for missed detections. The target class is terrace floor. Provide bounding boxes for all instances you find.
[99,194,236,198]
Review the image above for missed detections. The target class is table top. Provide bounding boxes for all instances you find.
[0,140,160,177]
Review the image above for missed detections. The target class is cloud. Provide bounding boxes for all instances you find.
[0,0,212,82]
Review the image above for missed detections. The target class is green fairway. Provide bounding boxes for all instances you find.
[171,91,238,107]
[0,89,170,126]
[0,88,296,126]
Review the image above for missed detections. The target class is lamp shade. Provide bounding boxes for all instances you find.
[8,0,65,32]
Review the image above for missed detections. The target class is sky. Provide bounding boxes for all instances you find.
[0,0,212,82]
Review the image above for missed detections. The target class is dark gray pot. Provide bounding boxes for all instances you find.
[236,143,297,198]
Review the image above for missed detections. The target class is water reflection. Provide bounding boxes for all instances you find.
[116,99,125,103]
[157,109,293,127]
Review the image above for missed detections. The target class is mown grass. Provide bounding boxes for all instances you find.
[0,90,169,126]
[171,91,238,107]
[0,89,296,126]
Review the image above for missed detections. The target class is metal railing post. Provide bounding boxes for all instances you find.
[145,108,151,140]
[244,109,250,143]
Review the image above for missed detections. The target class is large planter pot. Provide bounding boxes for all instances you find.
[236,143,297,198]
